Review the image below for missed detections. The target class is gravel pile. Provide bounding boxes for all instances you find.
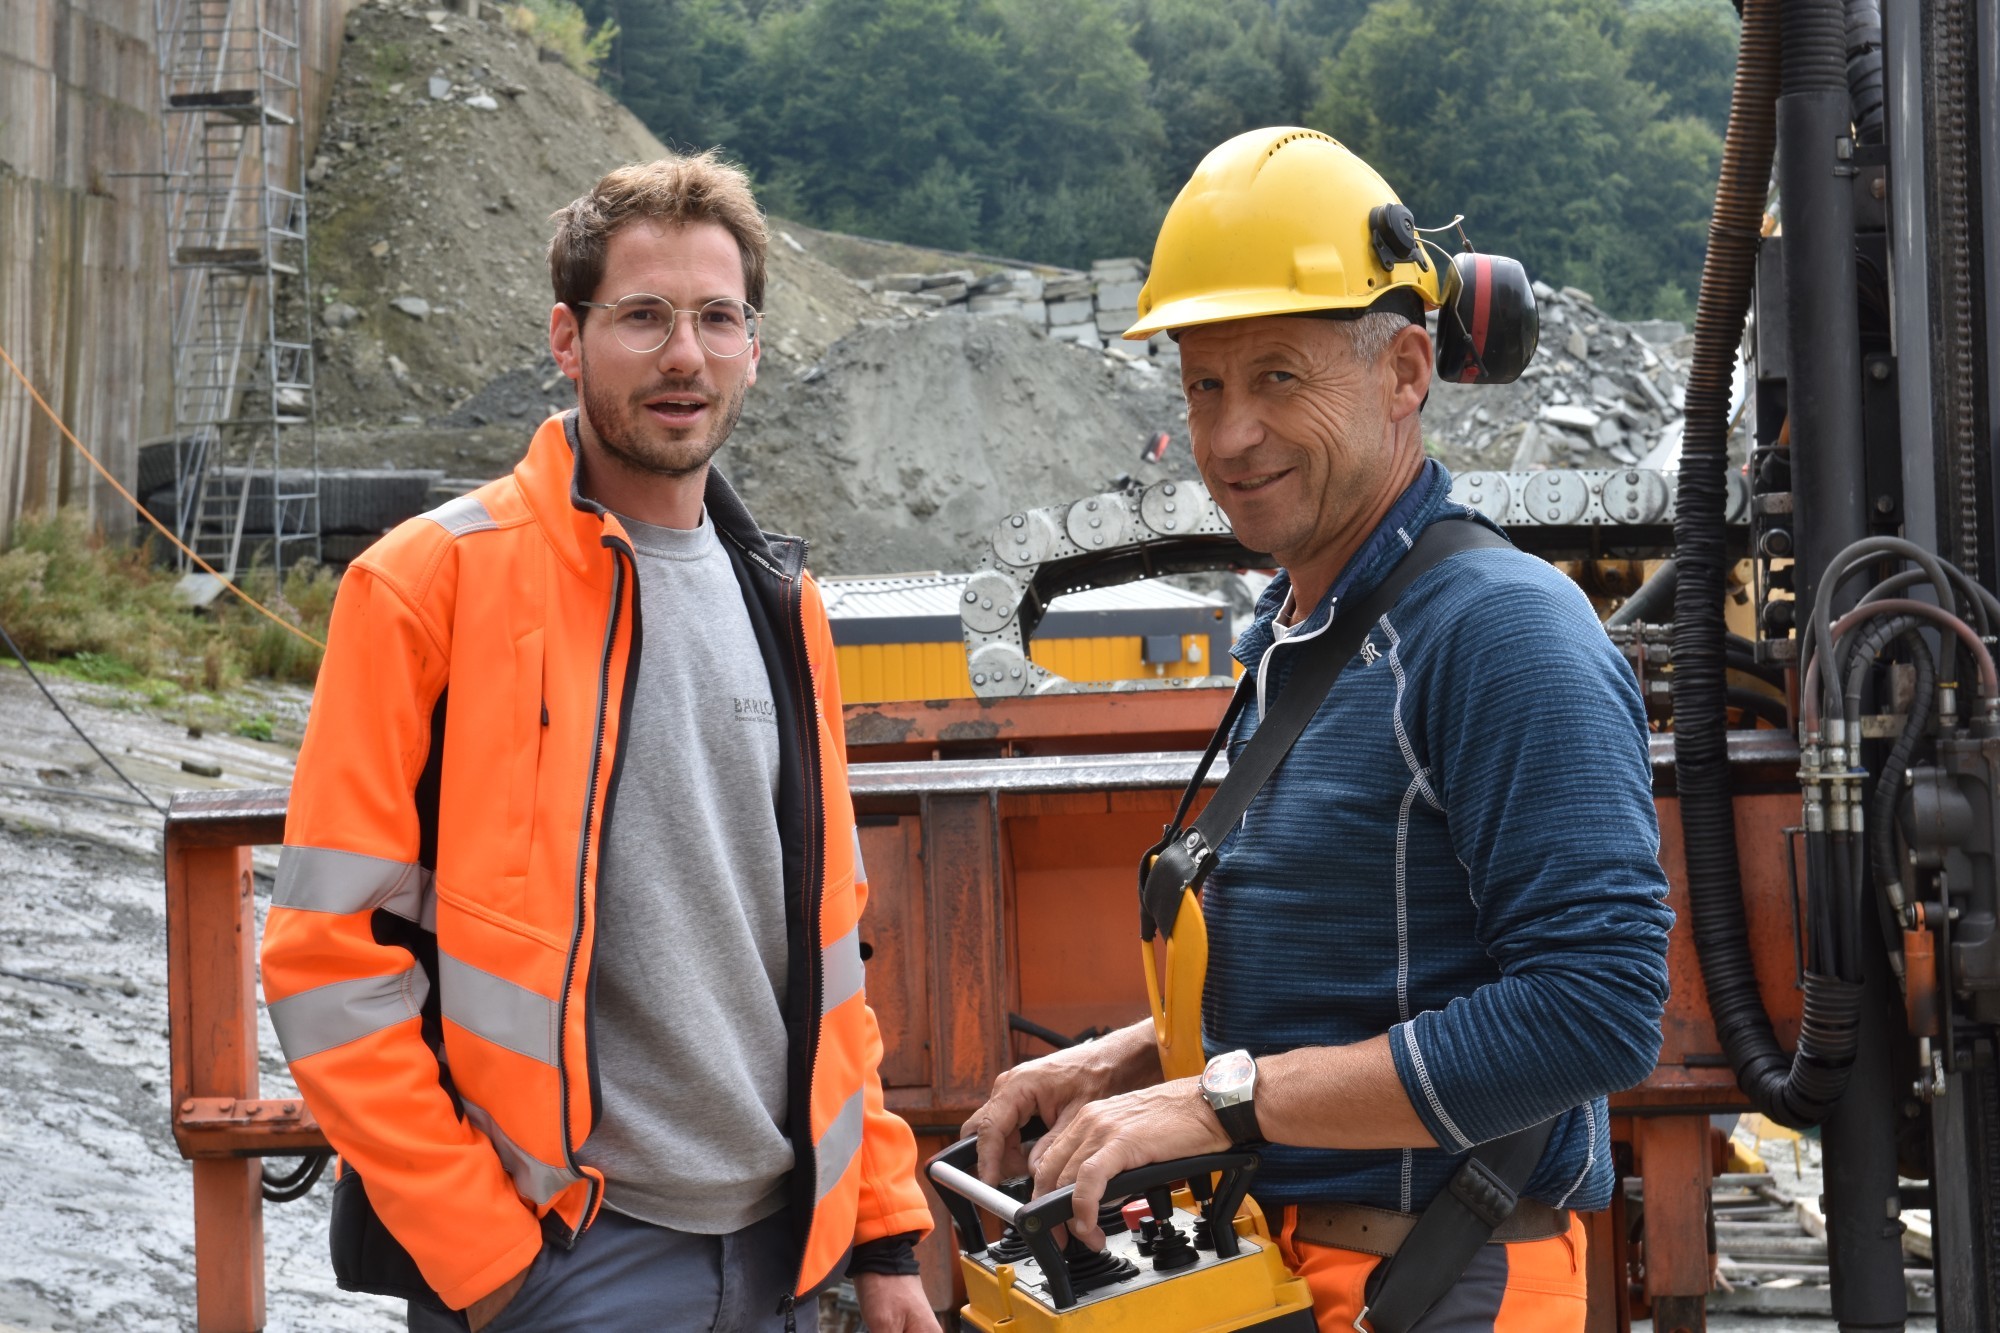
[866,256,1177,366]
[1423,282,1692,474]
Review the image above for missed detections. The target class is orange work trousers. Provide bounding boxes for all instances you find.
[1273,1206,1589,1332]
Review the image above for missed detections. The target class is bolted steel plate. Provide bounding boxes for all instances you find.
[1066,494,1131,550]
[1602,469,1669,524]
[993,508,1059,567]
[960,570,1023,634]
[1450,471,1512,522]
[967,642,1031,696]
[1140,479,1210,536]
[1523,470,1590,525]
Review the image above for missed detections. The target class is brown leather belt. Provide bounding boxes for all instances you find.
[1290,1199,1569,1259]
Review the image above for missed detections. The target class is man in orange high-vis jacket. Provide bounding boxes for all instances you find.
[262,152,938,1333]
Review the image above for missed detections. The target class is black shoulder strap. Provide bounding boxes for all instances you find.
[1359,1117,1557,1333]
[1135,516,1554,1333]
[1139,518,1510,940]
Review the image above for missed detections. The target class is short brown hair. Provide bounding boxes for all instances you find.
[548,150,769,312]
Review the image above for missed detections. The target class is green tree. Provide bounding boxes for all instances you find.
[584,0,755,145]
[739,0,1016,236]
[1314,0,1718,318]
[1623,0,1738,135]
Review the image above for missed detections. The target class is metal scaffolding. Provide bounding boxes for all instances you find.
[156,0,319,575]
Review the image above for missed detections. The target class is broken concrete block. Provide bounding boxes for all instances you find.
[1540,403,1601,431]
[1094,279,1143,310]
[1045,298,1093,325]
[1047,323,1104,350]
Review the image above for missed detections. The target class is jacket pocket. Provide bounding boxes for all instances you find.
[329,1165,451,1311]
[504,628,546,877]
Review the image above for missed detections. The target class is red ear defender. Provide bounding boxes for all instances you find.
[1435,251,1539,385]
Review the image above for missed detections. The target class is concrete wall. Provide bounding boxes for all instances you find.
[0,0,356,548]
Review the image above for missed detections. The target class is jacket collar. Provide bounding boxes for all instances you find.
[1232,459,1497,667]
[511,410,801,581]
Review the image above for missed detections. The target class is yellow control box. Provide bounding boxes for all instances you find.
[927,1139,1316,1333]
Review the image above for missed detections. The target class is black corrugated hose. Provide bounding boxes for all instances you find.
[1673,0,1863,1130]
[1845,1,1886,145]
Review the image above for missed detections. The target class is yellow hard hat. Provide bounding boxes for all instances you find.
[1125,127,1444,340]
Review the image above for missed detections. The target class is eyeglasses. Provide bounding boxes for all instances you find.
[573,294,761,358]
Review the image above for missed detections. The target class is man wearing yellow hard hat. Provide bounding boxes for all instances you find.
[964,129,1673,1331]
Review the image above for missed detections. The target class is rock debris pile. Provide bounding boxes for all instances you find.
[865,257,1177,368]
[1423,283,1691,474]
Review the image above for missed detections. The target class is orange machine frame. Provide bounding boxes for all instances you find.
[163,689,1802,1332]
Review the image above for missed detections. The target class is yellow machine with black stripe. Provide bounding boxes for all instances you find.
[924,1128,1314,1332]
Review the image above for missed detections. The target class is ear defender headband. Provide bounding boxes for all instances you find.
[1362,204,1541,386]
[1164,202,1539,386]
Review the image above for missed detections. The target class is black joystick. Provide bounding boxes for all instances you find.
[1150,1220,1199,1273]
[989,1225,1032,1264]
[1058,1236,1140,1295]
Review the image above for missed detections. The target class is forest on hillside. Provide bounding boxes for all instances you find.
[572,0,1739,321]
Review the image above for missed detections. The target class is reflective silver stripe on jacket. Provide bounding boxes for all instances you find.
[438,952,559,1066]
[422,493,499,536]
[851,826,868,885]
[814,1087,866,1201]
[461,1095,581,1207]
[273,845,436,930]
[268,966,431,1062]
[820,926,865,1015]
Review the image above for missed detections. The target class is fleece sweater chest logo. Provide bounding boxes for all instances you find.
[734,696,777,723]
[1359,639,1382,666]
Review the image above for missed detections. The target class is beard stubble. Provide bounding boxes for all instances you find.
[578,343,749,479]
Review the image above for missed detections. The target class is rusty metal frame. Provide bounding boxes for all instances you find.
[162,706,1805,1331]
[165,786,320,1333]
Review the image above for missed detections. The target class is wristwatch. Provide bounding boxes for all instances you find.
[1199,1048,1264,1147]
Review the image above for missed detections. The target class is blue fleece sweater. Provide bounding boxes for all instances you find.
[1205,460,1673,1214]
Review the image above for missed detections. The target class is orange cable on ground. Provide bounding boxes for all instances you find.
[0,339,326,651]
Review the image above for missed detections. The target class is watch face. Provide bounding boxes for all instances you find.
[1202,1049,1256,1099]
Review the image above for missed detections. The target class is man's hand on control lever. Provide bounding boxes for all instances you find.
[960,1020,1201,1247]
[1026,1078,1229,1249]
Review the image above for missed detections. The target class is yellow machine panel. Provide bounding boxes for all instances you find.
[927,1138,1315,1333]
[825,573,1238,704]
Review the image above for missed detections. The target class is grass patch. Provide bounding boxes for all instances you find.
[503,0,616,77]
[0,510,335,695]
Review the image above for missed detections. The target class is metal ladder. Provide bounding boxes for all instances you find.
[156,0,319,578]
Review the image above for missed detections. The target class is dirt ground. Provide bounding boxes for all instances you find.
[0,662,402,1331]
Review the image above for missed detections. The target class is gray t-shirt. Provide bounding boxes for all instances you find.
[577,509,795,1234]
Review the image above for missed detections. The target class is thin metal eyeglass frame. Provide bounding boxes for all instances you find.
[572,295,761,358]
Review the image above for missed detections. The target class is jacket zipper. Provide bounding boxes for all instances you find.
[556,541,629,1239]
[773,537,827,1320]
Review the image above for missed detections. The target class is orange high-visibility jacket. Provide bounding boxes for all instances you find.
[262,413,934,1312]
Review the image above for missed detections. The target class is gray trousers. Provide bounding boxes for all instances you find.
[408,1206,818,1333]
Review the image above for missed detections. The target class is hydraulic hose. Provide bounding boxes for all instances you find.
[1673,0,1861,1130]
[1843,1,1886,145]
[1605,559,1677,628]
